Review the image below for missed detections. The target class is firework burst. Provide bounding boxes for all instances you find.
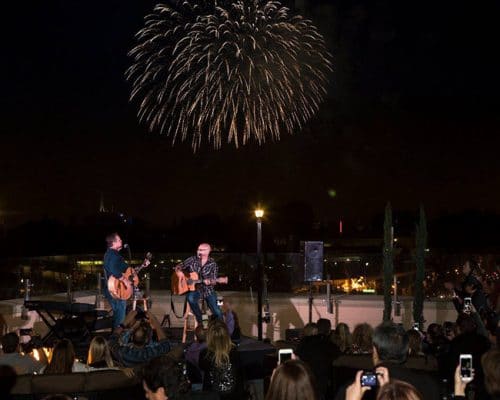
[126,0,332,151]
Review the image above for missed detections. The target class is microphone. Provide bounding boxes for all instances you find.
[123,243,132,262]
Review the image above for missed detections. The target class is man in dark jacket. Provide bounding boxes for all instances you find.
[296,319,340,399]
[103,233,129,328]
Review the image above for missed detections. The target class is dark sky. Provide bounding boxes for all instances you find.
[1,0,500,228]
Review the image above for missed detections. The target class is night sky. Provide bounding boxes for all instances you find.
[2,0,500,229]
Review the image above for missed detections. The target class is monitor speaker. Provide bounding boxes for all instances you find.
[301,241,324,282]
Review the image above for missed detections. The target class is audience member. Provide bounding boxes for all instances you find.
[295,318,340,398]
[407,329,423,357]
[405,329,438,371]
[0,332,44,374]
[464,280,489,315]
[462,260,483,289]
[221,298,241,341]
[0,365,17,400]
[423,323,447,357]
[43,339,88,374]
[376,380,423,400]
[0,313,7,336]
[481,349,500,400]
[351,324,373,354]
[442,313,490,388]
[142,356,191,400]
[199,319,245,399]
[303,322,319,337]
[332,323,352,353]
[86,336,115,369]
[108,310,172,367]
[443,321,458,342]
[317,318,333,337]
[484,278,500,314]
[265,359,318,400]
[185,326,208,388]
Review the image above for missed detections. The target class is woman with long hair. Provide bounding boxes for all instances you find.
[351,323,373,354]
[43,339,88,374]
[199,319,244,399]
[332,322,352,353]
[86,336,114,369]
[265,359,318,400]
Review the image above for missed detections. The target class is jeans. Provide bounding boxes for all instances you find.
[186,290,223,323]
[106,295,126,329]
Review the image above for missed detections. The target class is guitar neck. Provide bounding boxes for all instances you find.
[191,277,226,285]
[134,260,149,274]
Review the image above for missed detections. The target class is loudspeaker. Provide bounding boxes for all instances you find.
[301,241,324,282]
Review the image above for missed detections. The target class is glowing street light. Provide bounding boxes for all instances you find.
[255,208,264,340]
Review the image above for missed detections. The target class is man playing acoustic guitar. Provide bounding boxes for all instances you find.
[175,243,225,324]
[104,233,151,328]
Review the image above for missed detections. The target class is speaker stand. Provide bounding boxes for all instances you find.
[308,282,313,323]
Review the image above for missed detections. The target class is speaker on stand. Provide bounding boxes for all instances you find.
[300,241,324,323]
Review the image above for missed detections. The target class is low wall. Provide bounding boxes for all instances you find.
[205,292,457,340]
[1,290,458,340]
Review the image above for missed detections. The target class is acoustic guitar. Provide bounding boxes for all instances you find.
[171,270,228,295]
[108,252,152,300]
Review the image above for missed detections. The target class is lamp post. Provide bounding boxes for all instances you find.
[255,209,264,341]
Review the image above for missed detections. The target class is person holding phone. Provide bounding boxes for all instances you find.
[345,367,420,400]
[442,313,490,394]
[452,359,475,399]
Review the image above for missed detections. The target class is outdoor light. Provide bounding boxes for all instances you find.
[255,208,264,340]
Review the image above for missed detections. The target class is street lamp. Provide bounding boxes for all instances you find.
[254,208,264,340]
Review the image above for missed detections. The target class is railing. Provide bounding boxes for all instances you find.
[1,251,496,300]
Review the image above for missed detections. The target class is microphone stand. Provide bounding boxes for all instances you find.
[125,244,132,263]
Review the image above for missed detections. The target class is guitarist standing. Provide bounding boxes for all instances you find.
[103,233,129,329]
[176,243,223,324]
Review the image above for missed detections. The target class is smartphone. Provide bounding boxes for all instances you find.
[464,297,472,313]
[278,348,293,364]
[19,328,33,336]
[460,354,473,382]
[360,371,378,387]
